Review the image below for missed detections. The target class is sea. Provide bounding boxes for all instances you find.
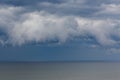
[0,62,120,80]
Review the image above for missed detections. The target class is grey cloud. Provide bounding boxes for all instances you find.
[106,48,120,55]
[0,0,120,47]
[37,0,99,17]
[37,0,120,19]
[96,4,120,15]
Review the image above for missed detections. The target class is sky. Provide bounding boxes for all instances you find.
[0,0,120,61]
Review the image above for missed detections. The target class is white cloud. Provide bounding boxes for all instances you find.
[0,5,120,46]
[76,18,120,46]
[0,5,23,31]
[8,11,79,45]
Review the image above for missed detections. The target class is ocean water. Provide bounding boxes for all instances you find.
[0,62,120,80]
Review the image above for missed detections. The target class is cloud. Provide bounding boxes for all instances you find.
[38,0,96,17]
[8,11,79,45]
[76,18,120,46]
[106,48,120,55]
[0,5,23,45]
[0,0,120,47]
[96,4,120,15]
[38,0,120,18]
[0,5,79,45]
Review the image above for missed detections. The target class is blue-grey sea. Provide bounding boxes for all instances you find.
[0,62,120,80]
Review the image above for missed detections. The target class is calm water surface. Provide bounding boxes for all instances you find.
[0,62,120,80]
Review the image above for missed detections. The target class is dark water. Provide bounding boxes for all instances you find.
[0,62,120,80]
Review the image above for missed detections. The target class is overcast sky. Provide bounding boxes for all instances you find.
[0,0,120,61]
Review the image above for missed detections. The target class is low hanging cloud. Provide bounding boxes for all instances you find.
[0,0,120,47]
